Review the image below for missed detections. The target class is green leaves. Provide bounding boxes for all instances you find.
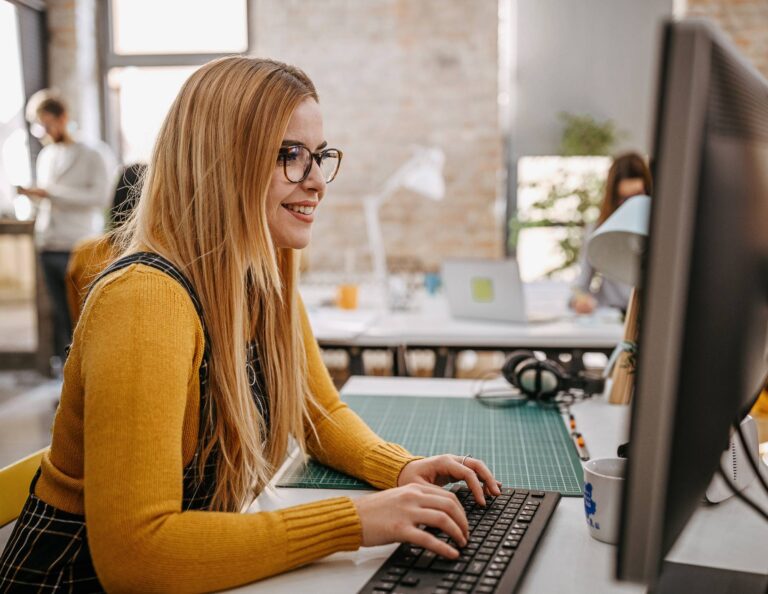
[558,112,625,156]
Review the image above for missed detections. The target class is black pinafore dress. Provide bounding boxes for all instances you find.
[0,252,268,593]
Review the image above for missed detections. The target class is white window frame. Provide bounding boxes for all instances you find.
[98,0,254,160]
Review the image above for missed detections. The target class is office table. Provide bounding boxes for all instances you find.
[304,282,624,376]
[229,376,768,593]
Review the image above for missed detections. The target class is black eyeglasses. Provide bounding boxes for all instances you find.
[277,145,343,184]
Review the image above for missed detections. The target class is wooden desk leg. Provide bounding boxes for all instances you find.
[432,347,456,378]
[393,345,408,377]
[608,289,639,405]
[34,250,54,376]
[347,347,365,376]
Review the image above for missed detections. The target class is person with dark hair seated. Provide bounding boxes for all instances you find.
[65,163,146,327]
[570,151,653,315]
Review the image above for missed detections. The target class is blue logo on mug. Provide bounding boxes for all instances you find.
[584,482,600,530]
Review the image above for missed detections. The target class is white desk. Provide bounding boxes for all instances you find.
[230,377,768,593]
[304,283,624,376]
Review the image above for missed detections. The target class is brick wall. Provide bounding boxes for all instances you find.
[46,0,101,141]
[44,0,503,273]
[253,0,503,272]
[686,0,768,77]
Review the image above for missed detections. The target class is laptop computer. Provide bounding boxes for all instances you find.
[442,258,556,323]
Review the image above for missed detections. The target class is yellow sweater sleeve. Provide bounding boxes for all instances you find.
[298,298,423,489]
[80,268,361,593]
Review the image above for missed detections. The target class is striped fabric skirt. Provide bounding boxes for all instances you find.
[0,492,103,593]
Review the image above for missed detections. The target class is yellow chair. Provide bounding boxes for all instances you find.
[0,448,47,528]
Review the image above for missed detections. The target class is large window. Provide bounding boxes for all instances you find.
[0,0,32,216]
[102,0,251,163]
[514,156,611,282]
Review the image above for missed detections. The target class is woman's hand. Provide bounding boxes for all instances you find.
[571,292,597,315]
[397,455,502,506]
[353,482,469,559]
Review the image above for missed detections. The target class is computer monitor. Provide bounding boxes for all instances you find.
[617,18,768,590]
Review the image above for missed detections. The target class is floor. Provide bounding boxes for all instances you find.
[0,295,58,549]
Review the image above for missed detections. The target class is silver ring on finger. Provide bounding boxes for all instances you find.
[461,454,472,466]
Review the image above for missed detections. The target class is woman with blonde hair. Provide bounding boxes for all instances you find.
[0,57,499,592]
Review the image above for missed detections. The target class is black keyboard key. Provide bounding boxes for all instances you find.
[454,584,472,592]
[478,546,496,555]
[386,567,406,576]
[400,575,419,586]
[390,549,417,567]
[466,561,487,575]
[431,560,467,573]
[530,490,545,497]
[372,580,396,591]
[413,550,436,569]
[444,573,460,581]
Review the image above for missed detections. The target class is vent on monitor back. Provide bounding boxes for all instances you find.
[708,43,768,143]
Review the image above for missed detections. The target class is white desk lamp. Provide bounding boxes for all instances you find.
[586,194,651,286]
[363,146,445,295]
[584,194,650,406]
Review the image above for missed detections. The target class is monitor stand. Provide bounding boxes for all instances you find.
[650,561,768,594]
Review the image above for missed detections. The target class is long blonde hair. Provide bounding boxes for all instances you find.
[113,57,320,511]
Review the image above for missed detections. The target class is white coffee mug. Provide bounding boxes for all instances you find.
[582,457,626,544]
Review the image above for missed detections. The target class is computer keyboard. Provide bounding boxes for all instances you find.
[357,485,560,594]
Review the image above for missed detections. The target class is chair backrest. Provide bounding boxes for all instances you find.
[0,448,47,527]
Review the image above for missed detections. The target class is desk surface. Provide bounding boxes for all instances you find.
[229,377,768,594]
[304,282,624,349]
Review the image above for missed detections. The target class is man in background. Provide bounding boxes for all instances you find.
[16,90,114,373]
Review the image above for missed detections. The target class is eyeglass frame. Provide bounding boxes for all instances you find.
[277,144,343,184]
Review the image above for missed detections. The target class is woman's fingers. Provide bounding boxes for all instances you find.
[448,459,488,505]
[416,509,467,549]
[404,526,460,559]
[462,457,502,496]
[416,489,469,538]
[454,456,501,505]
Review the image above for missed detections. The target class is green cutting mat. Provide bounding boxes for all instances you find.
[277,395,584,496]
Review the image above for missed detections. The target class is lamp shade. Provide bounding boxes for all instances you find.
[400,147,446,201]
[586,194,651,287]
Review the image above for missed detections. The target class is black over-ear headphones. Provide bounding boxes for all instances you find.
[501,350,605,402]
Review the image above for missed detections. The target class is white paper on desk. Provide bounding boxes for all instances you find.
[307,309,381,339]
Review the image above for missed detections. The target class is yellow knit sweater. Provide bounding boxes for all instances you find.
[36,263,419,592]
